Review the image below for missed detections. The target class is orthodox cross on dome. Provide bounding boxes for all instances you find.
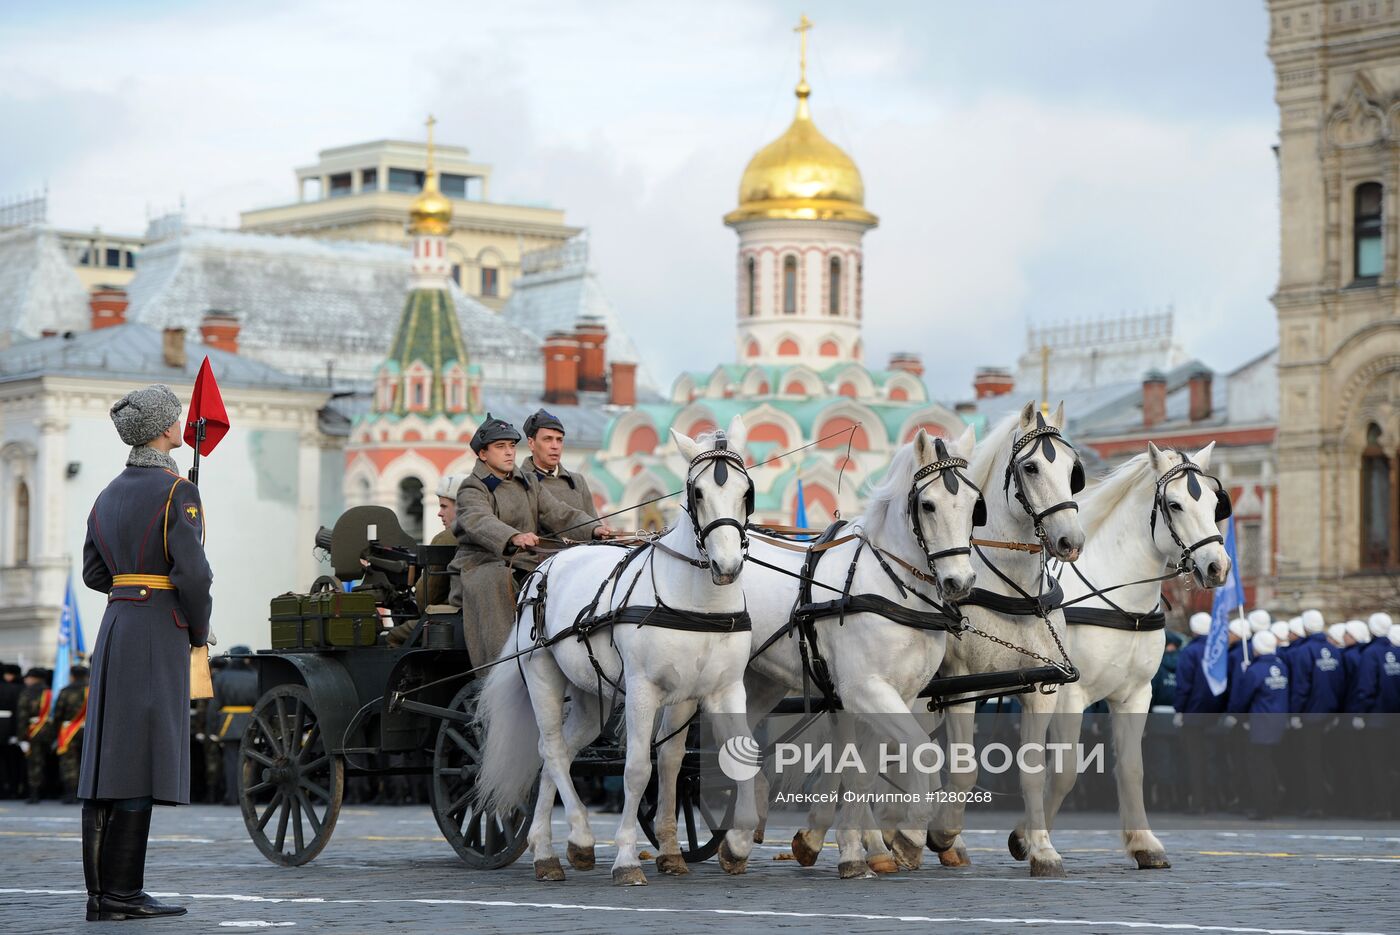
[425,114,437,179]
[794,14,813,95]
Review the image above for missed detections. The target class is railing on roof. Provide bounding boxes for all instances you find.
[1026,309,1173,352]
[520,234,589,277]
[0,192,47,230]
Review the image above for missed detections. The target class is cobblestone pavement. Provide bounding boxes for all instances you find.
[1,803,1396,934]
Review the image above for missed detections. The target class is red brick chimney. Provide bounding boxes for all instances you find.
[199,311,240,354]
[575,318,608,392]
[542,332,579,405]
[888,352,924,378]
[973,367,1014,399]
[609,361,637,407]
[1187,366,1212,422]
[162,327,188,369]
[90,288,129,330]
[1142,370,1167,428]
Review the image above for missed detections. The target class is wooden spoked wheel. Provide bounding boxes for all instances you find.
[430,682,532,869]
[239,683,345,866]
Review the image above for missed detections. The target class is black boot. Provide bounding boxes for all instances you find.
[95,807,186,920]
[81,802,111,921]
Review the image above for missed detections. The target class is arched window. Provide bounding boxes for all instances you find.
[14,480,29,565]
[1361,423,1393,567]
[1355,182,1383,281]
[828,256,841,315]
[398,476,425,542]
[746,256,757,317]
[782,255,798,314]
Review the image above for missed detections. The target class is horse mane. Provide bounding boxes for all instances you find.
[1078,448,1189,539]
[856,440,919,540]
[965,410,1022,496]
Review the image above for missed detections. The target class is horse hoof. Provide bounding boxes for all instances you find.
[1029,857,1066,878]
[791,832,821,867]
[566,842,595,871]
[1008,830,1029,862]
[867,853,899,874]
[534,857,566,882]
[890,832,924,870]
[752,829,765,845]
[938,843,972,868]
[656,853,690,876]
[718,839,748,875]
[1132,850,1171,870]
[612,865,648,886]
[839,860,877,880]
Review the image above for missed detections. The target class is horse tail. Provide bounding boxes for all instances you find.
[473,620,542,817]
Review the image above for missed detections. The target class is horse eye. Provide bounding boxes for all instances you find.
[921,501,936,514]
[1168,501,1182,512]
[1022,463,1039,475]
[694,489,704,500]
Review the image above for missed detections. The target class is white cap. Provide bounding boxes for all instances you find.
[435,473,468,499]
[1368,613,1392,639]
[1302,609,1325,634]
[1270,621,1291,643]
[1248,609,1271,632]
[1345,619,1371,644]
[1289,617,1306,639]
[1251,630,1278,656]
[1189,612,1212,636]
[1390,626,1400,647]
[1229,619,1250,639]
[1327,623,1348,645]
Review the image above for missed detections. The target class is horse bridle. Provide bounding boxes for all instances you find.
[1149,455,1232,574]
[684,432,755,555]
[908,437,987,566]
[1002,417,1085,543]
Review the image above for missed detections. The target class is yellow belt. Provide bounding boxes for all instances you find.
[218,706,253,738]
[112,574,175,590]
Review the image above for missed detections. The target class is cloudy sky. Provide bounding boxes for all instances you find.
[1,0,1279,399]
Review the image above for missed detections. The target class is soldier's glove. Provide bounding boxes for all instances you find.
[1172,713,1183,728]
[1222,715,1238,729]
[1289,716,1302,730]
[18,741,28,755]
[1352,716,1366,730]
[207,627,218,648]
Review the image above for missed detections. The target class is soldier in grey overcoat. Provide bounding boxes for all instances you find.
[77,384,211,921]
[450,414,607,667]
[521,408,599,525]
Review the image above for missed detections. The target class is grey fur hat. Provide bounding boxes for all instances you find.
[110,384,182,446]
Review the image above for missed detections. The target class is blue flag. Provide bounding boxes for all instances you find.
[53,574,86,695]
[1204,514,1245,696]
[795,479,809,529]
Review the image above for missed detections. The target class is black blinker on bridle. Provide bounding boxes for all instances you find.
[1002,412,1083,544]
[908,436,986,567]
[1149,453,1232,574]
[685,431,755,555]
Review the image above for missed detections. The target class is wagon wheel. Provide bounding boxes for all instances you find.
[430,681,532,869]
[639,758,729,864]
[239,683,344,867]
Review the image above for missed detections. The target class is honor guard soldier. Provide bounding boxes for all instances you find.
[17,667,55,803]
[209,648,257,806]
[0,664,22,798]
[521,409,599,525]
[54,666,90,804]
[450,414,608,667]
[78,383,213,921]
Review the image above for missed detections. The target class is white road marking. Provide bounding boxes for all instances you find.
[218,923,296,928]
[0,889,1385,935]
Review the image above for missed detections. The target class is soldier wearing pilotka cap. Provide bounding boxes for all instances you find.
[449,414,610,667]
[521,408,599,526]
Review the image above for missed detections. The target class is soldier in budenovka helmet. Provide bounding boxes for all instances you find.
[386,474,469,648]
[54,665,90,804]
[521,408,599,526]
[449,414,609,667]
[78,383,212,921]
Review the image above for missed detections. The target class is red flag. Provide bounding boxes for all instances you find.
[184,357,230,455]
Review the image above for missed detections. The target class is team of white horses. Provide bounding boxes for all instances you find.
[475,402,1232,884]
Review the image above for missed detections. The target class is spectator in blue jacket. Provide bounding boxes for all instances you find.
[1228,630,1290,819]
[1342,620,1374,713]
[1376,620,1400,714]
[1176,613,1225,714]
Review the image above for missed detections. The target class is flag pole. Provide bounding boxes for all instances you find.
[189,417,206,487]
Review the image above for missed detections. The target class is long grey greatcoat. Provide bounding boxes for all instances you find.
[451,460,600,666]
[521,455,599,527]
[79,465,213,804]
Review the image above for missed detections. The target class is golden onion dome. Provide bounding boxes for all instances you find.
[409,171,452,236]
[724,81,877,228]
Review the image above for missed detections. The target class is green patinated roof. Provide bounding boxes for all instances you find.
[379,288,470,416]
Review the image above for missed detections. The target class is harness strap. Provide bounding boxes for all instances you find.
[593,605,752,633]
[796,593,961,632]
[1063,606,1166,632]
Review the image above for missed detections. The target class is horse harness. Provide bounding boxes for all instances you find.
[1002,413,1086,546]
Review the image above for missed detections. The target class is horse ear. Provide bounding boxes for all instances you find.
[1147,440,1168,474]
[1019,400,1037,429]
[1050,401,1066,429]
[1191,441,1216,471]
[913,428,936,465]
[954,423,977,459]
[726,414,749,456]
[670,428,701,463]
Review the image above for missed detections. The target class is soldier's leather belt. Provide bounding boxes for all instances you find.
[112,574,175,590]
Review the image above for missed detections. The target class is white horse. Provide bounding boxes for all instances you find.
[1016,442,1231,870]
[473,416,759,886]
[650,426,984,879]
[927,401,1087,878]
